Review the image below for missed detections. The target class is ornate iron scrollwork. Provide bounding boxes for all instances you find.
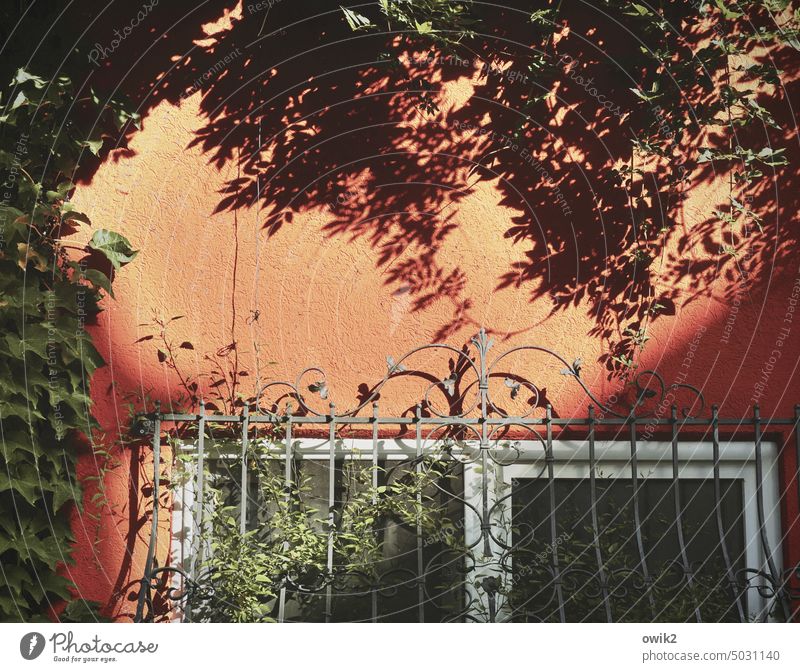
[136,566,207,623]
[253,327,706,420]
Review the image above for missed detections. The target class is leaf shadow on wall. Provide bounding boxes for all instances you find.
[79,1,796,375]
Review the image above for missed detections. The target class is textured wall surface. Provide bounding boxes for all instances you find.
[70,94,800,422]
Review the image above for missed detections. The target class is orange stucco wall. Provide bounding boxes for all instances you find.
[58,2,800,619]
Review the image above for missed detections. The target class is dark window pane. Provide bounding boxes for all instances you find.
[510,478,745,622]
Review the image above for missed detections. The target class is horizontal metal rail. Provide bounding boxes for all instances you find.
[155,412,800,426]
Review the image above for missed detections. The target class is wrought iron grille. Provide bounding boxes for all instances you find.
[133,330,800,623]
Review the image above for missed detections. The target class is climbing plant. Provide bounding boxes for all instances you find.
[0,63,138,621]
[183,443,458,622]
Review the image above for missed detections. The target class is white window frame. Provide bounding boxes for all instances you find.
[463,439,782,622]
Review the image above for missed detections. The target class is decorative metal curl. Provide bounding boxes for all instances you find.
[256,344,482,418]
[629,369,707,419]
[136,566,208,623]
[253,327,706,421]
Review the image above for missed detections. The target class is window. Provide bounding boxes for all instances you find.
[168,435,782,623]
[468,439,781,622]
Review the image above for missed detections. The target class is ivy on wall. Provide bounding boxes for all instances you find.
[0,65,138,620]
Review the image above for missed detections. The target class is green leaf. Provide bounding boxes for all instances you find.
[62,210,92,225]
[14,68,47,88]
[81,139,103,156]
[52,482,77,512]
[714,0,743,20]
[755,146,787,166]
[45,181,75,202]
[88,229,138,269]
[82,269,114,298]
[10,91,27,110]
[530,9,555,24]
[697,148,715,163]
[341,7,374,32]
[627,3,653,16]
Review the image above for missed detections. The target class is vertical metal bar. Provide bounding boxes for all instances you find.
[239,405,249,536]
[186,404,206,623]
[480,435,491,561]
[415,402,425,623]
[546,404,566,623]
[191,404,206,582]
[629,413,656,618]
[325,403,336,623]
[753,405,789,618]
[670,405,701,622]
[277,403,293,623]
[135,403,161,622]
[371,402,379,623]
[711,405,745,621]
[475,332,500,622]
[588,406,612,622]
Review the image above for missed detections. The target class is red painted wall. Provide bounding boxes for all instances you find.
[57,1,799,619]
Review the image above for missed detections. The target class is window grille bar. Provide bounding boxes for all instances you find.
[710,405,745,621]
[670,405,701,622]
[545,404,566,622]
[588,405,613,622]
[191,404,206,584]
[371,402,379,623]
[753,405,789,618]
[480,442,491,559]
[415,403,425,624]
[135,404,161,621]
[277,405,293,623]
[325,404,336,623]
[628,414,656,618]
[239,407,249,536]
[186,404,206,623]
